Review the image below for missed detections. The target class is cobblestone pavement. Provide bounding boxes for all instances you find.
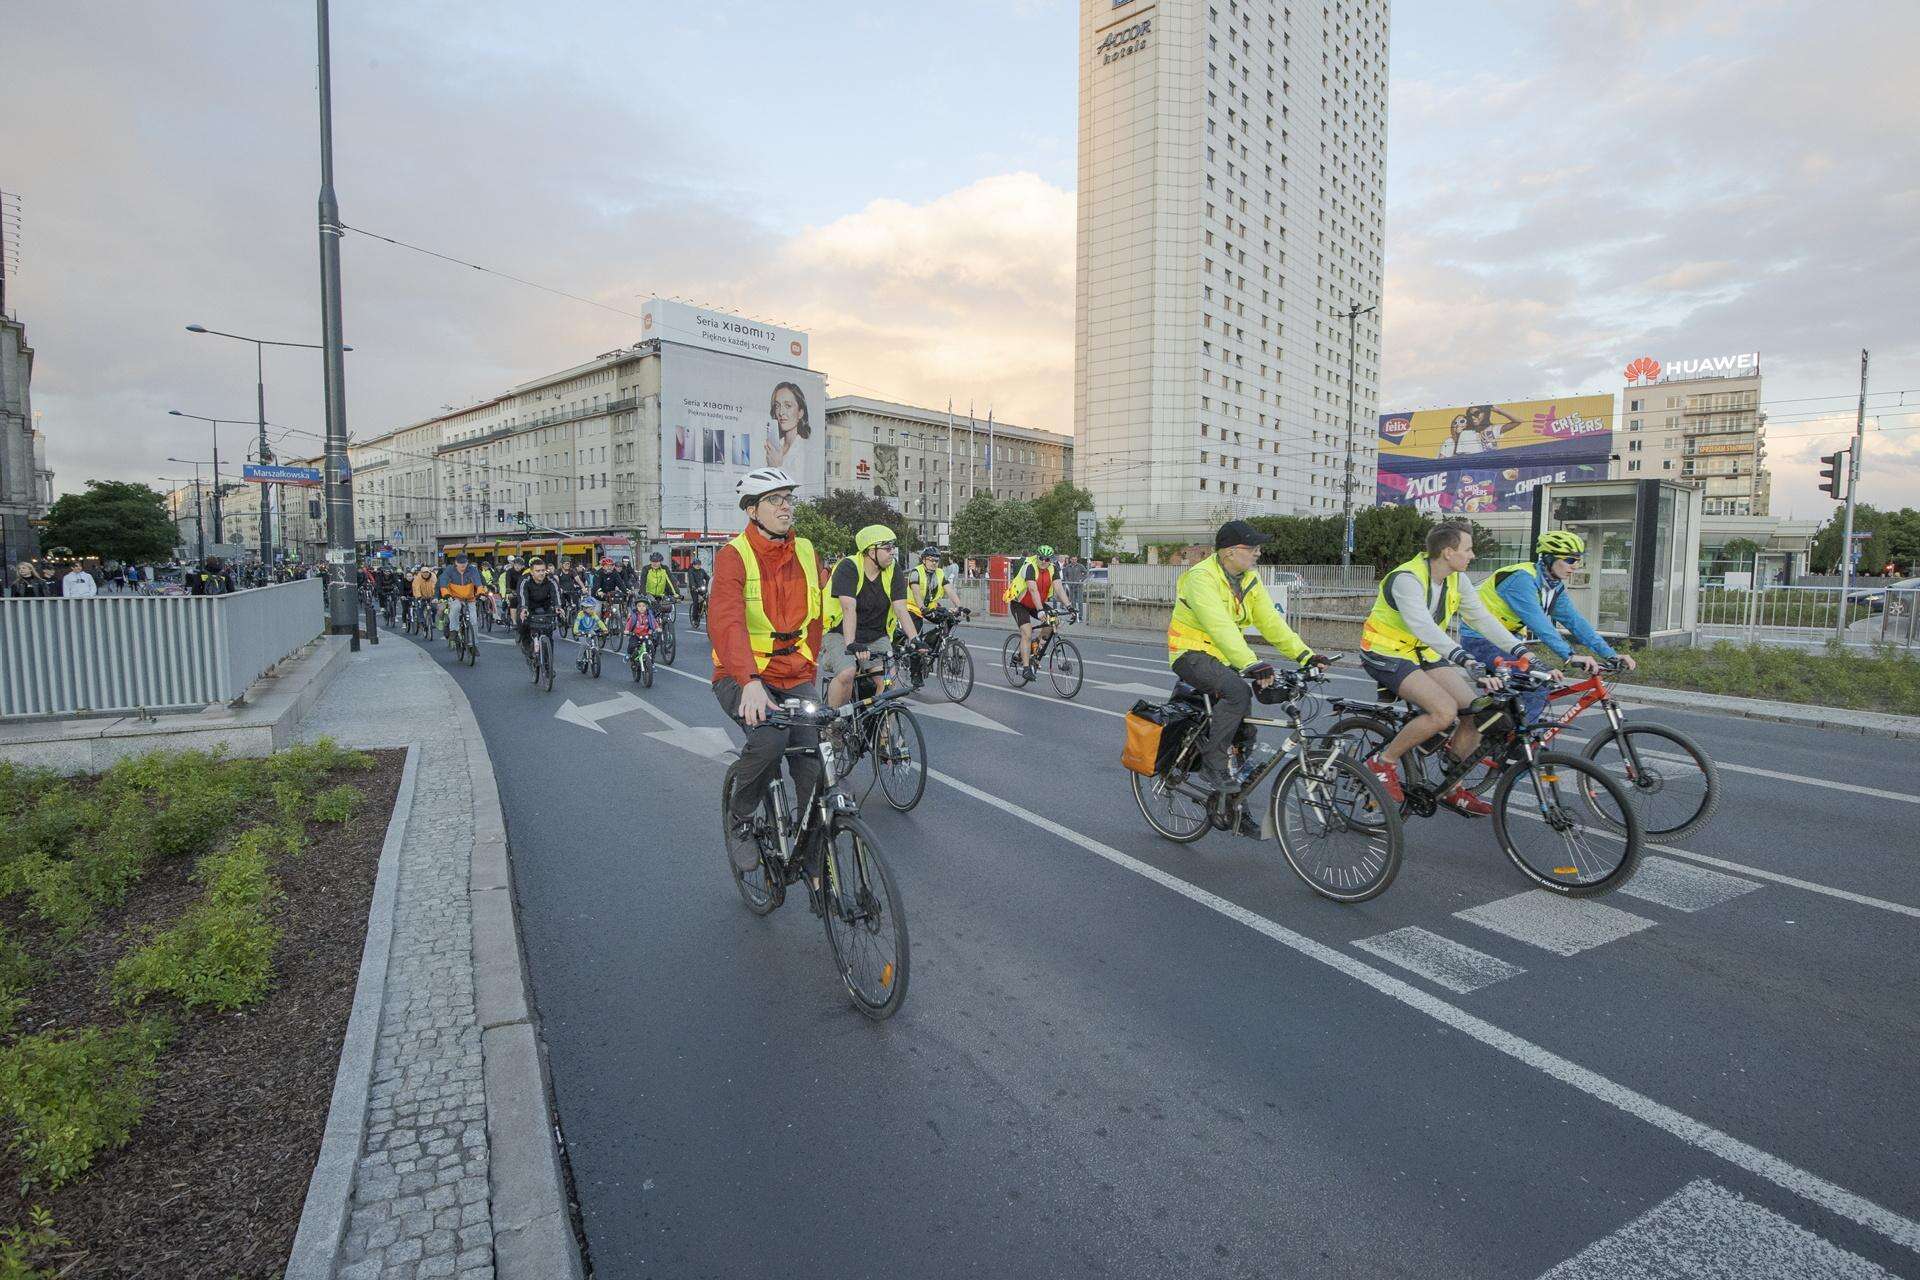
[299,638,495,1280]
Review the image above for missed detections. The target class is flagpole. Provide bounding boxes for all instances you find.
[945,399,954,543]
[987,409,995,499]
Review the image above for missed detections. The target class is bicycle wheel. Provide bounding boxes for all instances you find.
[529,641,543,686]
[661,627,678,667]
[590,647,601,678]
[721,764,782,916]
[543,651,555,693]
[869,705,927,812]
[1000,634,1032,686]
[820,816,908,1020]
[1579,722,1719,839]
[1130,733,1211,843]
[464,631,477,666]
[1491,751,1641,896]
[936,637,975,702]
[1047,638,1084,699]
[1270,751,1403,903]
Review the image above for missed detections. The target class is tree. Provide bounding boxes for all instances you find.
[42,481,179,564]
[949,493,1000,559]
[810,488,919,551]
[791,501,852,560]
[1031,480,1094,553]
[1352,505,1431,573]
[1716,537,1763,572]
[993,500,1042,553]
[1095,513,1128,560]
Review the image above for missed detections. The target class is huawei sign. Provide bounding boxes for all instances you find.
[1624,357,1662,384]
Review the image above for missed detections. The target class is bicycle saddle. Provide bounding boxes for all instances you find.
[1170,681,1208,705]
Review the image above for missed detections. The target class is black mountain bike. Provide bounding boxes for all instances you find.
[650,597,680,666]
[912,606,975,701]
[1002,608,1083,698]
[524,616,557,694]
[841,652,929,811]
[721,699,909,1020]
[450,604,477,667]
[1326,666,1643,896]
[1132,662,1405,902]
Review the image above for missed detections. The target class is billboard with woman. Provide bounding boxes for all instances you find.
[1375,395,1613,516]
[659,345,827,534]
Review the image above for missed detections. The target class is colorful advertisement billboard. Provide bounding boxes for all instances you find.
[1375,395,1614,516]
[660,346,826,535]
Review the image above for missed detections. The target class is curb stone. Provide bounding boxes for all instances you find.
[286,744,420,1279]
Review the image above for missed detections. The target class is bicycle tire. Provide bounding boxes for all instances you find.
[936,637,975,702]
[464,633,477,666]
[1491,751,1642,896]
[721,764,782,916]
[1001,633,1032,686]
[1131,731,1211,843]
[820,816,909,1020]
[1047,637,1084,699]
[590,649,601,678]
[661,629,678,667]
[870,705,928,812]
[1579,722,1719,839]
[1270,752,1403,903]
[543,655,554,693]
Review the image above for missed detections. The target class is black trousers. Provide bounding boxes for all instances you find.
[1171,652,1256,773]
[715,678,824,824]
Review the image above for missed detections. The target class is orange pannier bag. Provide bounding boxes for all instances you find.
[1121,699,1192,776]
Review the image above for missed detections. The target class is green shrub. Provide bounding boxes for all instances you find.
[268,738,373,797]
[272,779,308,827]
[111,834,281,1013]
[1628,641,1920,716]
[0,787,96,879]
[311,784,362,824]
[0,797,150,938]
[0,1206,68,1279]
[0,930,37,1036]
[0,1019,171,1190]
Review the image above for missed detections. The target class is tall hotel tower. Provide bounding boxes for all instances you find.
[1075,0,1389,543]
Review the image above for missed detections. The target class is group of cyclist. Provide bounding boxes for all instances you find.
[1160,516,1630,821]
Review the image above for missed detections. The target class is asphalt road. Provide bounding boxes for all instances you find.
[389,613,1920,1280]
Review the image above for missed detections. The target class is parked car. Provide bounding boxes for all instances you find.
[1087,567,1110,583]
[1267,571,1308,592]
[1848,577,1920,613]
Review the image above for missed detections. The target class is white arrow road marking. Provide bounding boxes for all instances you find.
[646,726,738,760]
[554,692,652,734]
[1089,679,1175,698]
[912,700,1020,735]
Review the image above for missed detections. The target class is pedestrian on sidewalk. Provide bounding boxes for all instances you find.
[5,561,43,597]
[61,561,99,598]
[1063,554,1088,615]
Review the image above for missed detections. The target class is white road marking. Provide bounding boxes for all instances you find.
[1617,856,1762,913]
[923,765,1920,1258]
[1536,1178,1896,1279]
[969,679,1127,718]
[1089,680,1176,698]
[1350,926,1525,994]
[1455,892,1657,956]
[912,700,1021,736]
[553,692,653,734]
[1086,657,1175,675]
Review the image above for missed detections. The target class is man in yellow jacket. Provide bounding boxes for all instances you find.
[1167,520,1325,795]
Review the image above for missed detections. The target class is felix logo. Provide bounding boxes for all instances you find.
[1624,356,1662,384]
[1379,414,1413,445]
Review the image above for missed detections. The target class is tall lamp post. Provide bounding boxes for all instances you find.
[164,459,210,561]
[167,412,250,545]
[185,325,348,569]
[315,0,356,643]
[1335,301,1377,581]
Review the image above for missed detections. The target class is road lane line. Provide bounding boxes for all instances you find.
[924,764,1920,1257]
[1535,1178,1896,1279]
[1454,892,1657,956]
[1616,857,1762,913]
[1350,926,1525,994]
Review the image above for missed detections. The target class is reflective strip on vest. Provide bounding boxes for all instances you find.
[716,533,819,673]
[1166,556,1253,664]
[909,563,945,615]
[1361,555,1459,661]
[1479,562,1539,637]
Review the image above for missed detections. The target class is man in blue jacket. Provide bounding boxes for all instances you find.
[1460,529,1636,724]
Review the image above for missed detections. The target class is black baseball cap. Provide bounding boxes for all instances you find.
[1215,520,1271,549]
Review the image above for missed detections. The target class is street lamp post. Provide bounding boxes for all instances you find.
[1335,301,1377,581]
[185,324,349,569]
[168,412,245,544]
[316,0,356,643]
[165,459,210,561]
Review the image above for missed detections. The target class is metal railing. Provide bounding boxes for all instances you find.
[0,578,325,719]
[1695,583,1920,650]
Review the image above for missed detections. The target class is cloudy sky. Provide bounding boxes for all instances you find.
[4,0,1915,518]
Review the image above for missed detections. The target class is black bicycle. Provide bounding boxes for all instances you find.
[574,626,605,679]
[841,651,929,811]
[524,614,557,694]
[1326,666,1644,896]
[1002,607,1083,699]
[721,699,909,1020]
[649,597,680,667]
[1130,662,1405,902]
[908,606,975,701]
[450,603,478,667]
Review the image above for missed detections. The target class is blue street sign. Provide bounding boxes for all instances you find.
[243,463,323,486]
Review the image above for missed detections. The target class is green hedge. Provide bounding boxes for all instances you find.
[1627,642,1920,717]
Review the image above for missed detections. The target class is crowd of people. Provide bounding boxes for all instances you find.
[1,555,319,598]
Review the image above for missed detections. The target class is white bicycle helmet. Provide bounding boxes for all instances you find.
[736,467,799,508]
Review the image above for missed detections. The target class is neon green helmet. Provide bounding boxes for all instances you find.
[1536,529,1586,558]
[1035,545,1055,558]
[855,524,897,554]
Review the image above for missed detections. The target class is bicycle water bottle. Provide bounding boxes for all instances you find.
[1239,742,1279,782]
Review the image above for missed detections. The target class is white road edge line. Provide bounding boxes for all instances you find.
[924,765,1920,1258]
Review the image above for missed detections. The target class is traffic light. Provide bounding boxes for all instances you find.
[1818,450,1848,500]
